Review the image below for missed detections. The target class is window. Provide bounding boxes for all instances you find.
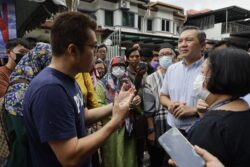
[147,19,152,31]
[138,16,142,31]
[122,11,134,27]
[105,10,113,26]
[162,19,170,32]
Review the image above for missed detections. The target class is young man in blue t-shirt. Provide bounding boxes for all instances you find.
[23,12,135,167]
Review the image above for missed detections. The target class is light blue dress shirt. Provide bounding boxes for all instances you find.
[243,93,250,106]
[160,58,204,130]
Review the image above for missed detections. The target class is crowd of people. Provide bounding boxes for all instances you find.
[0,11,250,167]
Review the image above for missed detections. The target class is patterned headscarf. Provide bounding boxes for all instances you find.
[99,56,133,104]
[5,42,52,116]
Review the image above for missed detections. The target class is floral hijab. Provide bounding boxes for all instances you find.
[99,56,133,104]
[5,42,52,116]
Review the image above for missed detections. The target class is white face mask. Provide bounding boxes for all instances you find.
[112,66,126,78]
[193,73,210,100]
[159,56,172,69]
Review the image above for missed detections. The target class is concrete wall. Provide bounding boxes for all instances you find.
[204,23,223,40]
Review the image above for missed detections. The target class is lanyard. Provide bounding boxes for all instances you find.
[188,97,238,133]
[206,97,238,114]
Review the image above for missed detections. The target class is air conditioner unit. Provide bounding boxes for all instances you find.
[120,0,130,10]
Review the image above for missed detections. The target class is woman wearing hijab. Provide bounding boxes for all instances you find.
[4,42,52,167]
[96,56,140,167]
[188,48,250,167]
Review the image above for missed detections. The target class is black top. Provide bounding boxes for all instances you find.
[188,109,250,167]
[147,64,155,75]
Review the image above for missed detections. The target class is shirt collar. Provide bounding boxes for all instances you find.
[182,56,204,68]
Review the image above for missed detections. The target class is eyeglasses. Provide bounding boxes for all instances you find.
[85,43,98,51]
[96,67,105,71]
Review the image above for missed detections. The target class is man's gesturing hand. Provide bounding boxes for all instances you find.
[111,83,135,127]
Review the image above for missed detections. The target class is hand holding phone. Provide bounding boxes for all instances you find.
[158,127,205,167]
[138,62,147,69]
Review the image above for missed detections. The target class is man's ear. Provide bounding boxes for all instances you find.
[67,44,78,57]
[200,42,206,52]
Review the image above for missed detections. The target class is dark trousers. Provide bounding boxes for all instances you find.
[147,142,170,167]
[136,137,145,167]
[92,151,100,167]
[134,115,147,167]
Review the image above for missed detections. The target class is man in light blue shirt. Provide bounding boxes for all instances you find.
[160,26,206,134]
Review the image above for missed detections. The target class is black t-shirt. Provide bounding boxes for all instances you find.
[188,109,250,167]
[147,64,155,75]
[23,67,91,167]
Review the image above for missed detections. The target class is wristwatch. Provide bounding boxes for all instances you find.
[147,128,155,134]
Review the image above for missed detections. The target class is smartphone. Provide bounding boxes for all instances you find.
[138,62,147,69]
[158,127,205,167]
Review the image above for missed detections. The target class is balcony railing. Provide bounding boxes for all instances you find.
[222,22,250,34]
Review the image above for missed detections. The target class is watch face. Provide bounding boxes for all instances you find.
[147,128,154,134]
[0,57,8,66]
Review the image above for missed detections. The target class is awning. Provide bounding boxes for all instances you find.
[186,6,250,25]
[99,28,177,50]
[16,0,66,37]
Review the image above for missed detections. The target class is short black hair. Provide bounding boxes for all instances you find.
[180,26,206,44]
[140,48,153,58]
[97,44,107,51]
[51,12,97,56]
[95,58,107,73]
[95,58,107,68]
[207,48,250,97]
[25,37,38,49]
[6,38,29,50]
[125,47,139,59]
[205,39,217,45]
[213,40,236,49]
[95,58,104,65]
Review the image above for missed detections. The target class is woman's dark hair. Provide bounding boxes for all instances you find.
[207,48,250,97]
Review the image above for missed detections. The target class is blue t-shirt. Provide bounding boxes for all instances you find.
[23,67,91,167]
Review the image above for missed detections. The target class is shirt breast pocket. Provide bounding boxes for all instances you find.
[190,91,198,107]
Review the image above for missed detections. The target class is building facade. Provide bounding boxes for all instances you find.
[186,6,250,48]
[79,0,185,50]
